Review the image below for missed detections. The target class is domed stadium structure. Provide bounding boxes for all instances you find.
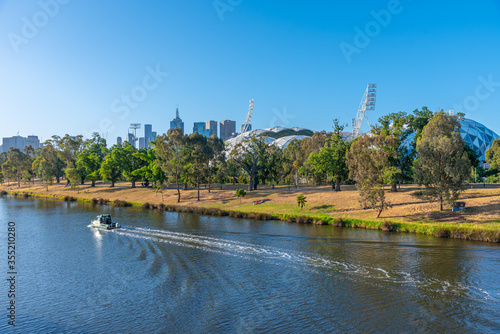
[459,118,498,162]
[224,127,315,151]
[224,119,498,162]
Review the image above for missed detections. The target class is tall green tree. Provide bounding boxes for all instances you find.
[122,142,145,188]
[230,136,265,191]
[2,148,32,188]
[486,138,500,170]
[346,134,398,218]
[36,143,65,183]
[282,139,306,189]
[372,111,414,191]
[32,158,54,191]
[54,134,85,185]
[76,133,107,187]
[186,132,212,201]
[155,128,186,203]
[100,144,126,187]
[307,119,350,191]
[206,135,226,192]
[414,111,471,211]
[132,143,166,188]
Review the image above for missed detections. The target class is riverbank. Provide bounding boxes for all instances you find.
[2,181,500,242]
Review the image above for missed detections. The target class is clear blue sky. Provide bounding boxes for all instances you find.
[1,0,499,143]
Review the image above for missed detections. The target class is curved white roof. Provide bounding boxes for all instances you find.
[272,135,309,149]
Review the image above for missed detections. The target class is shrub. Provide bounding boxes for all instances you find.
[434,227,450,238]
[142,203,150,209]
[1,190,8,195]
[235,189,246,203]
[333,218,344,227]
[296,194,307,210]
[381,221,394,232]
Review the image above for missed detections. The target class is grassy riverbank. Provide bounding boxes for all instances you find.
[2,181,500,242]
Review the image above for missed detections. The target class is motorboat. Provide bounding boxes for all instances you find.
[91,214,120,230]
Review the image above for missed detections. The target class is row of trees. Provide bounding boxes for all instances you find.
[0,108,492,216]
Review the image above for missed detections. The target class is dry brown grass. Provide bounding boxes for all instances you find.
[2,180,500,224]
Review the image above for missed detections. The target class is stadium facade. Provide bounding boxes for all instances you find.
[224,118,498,162]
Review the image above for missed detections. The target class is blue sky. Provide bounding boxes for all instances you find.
[1,0,499,143]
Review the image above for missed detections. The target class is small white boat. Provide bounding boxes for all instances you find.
[91,214,120,230]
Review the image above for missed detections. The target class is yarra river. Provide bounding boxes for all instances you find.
[1,196,500,333]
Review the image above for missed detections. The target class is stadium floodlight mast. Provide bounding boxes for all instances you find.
[351,84,376,139]
[129,123,141,144]
[241,99,254,133]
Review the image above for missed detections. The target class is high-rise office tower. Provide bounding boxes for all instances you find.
[206,120,218,137]
[139,137,146,149]
[220,120,236,140]
[117,137,122,145]
[144,124,152,144]
[127,133,135,147]
[193,122,211,137]
[170,108,184,134]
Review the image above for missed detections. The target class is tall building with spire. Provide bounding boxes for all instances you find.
[170,108,184,134]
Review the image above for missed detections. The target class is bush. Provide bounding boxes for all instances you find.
[142,202,150,209]
[1,190,8,195]
[381,221,393,232]
[333,218,344,227]
[434,227,450,238]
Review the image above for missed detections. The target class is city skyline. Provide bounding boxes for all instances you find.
[1,1,499,141]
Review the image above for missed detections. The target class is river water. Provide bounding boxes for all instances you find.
[1,196,499,333]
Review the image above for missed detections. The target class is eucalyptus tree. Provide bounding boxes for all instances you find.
[230,136,265,191]
[414,111,471,211]
[486,138,500,170]
[307,119,350,191]
[2,148,32,188]
[32,158,54,191]
[346,134,398,218]
[155,128,186,203]
[186,132,213,201]
[206,135,225,192]
[372,111,413,191]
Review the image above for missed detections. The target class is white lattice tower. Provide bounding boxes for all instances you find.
[242,99,254,133]
[352,84,376,139]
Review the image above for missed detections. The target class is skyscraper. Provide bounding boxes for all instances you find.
[144,124,152,144]
[220,120,236,140]
[206,120,218,137]
[139,137,146,149]
[170,108,184,134]
[1,135,41,153]
[117,137,122,145]
[127,133,135,147]
[193,122,211,137]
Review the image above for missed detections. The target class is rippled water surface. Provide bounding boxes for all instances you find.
[1,196,500,333]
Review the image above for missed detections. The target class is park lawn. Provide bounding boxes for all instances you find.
[2,180,500,227]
